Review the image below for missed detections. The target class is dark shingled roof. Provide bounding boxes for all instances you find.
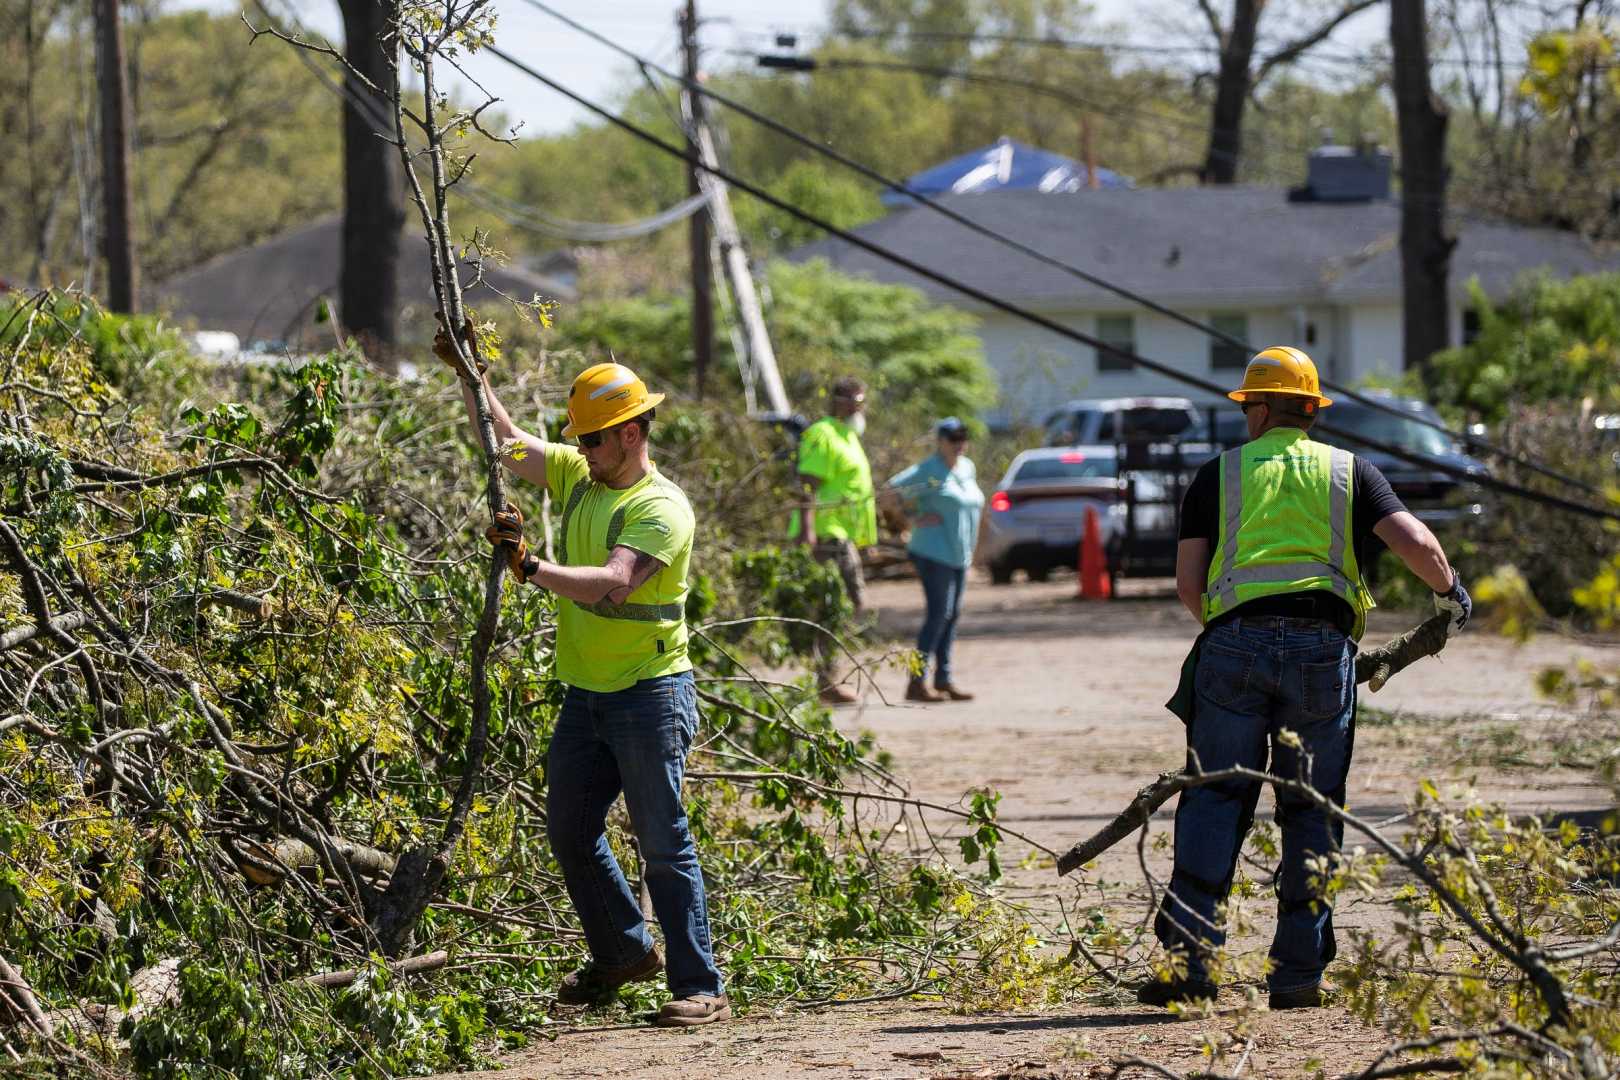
[788,187,1619,309]
[154,215,576,347]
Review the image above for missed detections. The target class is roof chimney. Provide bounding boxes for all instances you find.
[1288,144,1392,203]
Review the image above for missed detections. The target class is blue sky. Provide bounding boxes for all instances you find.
[210,0,1389,137]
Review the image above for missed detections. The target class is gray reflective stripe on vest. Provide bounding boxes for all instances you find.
[556,479,593,567]
[572,598,684,622]
[1326,447,1351,574]
[1210,444,1353,609]
[1212,448,1245,609]
[604,507,627,550]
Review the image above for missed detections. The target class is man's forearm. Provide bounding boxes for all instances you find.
[526,560,625,604]
[1374,512,1454,593]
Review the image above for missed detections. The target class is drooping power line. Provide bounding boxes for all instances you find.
[482,39,1620,524]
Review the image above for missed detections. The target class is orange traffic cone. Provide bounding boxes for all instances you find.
[1076,504,1112,600]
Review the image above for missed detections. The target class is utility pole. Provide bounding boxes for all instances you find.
[93,0,137,312]
[680,0,713,400]
[1390,0,1454,374]
[689,116,790,416]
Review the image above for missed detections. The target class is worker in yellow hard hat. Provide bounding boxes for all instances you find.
[1139,345,1471,1012]
[437,325,729,1028]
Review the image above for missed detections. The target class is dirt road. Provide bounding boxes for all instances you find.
[440,577,1618,1080]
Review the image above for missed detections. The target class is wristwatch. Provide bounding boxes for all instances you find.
[520,553,541,580]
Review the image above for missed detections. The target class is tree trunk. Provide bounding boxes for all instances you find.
[1390,0,1454,373]
[336,0,404,362]
[1202,0,1261,184]
[93,0,138,312]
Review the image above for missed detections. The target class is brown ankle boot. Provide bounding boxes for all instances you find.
[905,677,944,702]
[937,684,974,701]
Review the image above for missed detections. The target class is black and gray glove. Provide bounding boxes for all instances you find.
[1433,573,1472,637]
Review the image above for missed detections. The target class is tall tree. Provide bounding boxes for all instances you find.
[1390,0,1453,372]
[336,0,404,360]
[94,0,138,311]
[1195,0,1383,183]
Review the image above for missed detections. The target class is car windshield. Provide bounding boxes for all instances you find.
[1323,404,1456,457]
[1121,407,1193,438]
[1014,454,1117,482]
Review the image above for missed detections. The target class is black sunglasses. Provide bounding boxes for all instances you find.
[576,429,608,449]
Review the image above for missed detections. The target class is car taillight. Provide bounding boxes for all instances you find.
[990,491,1012,513]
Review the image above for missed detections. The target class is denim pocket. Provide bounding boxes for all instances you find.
[1300,656,1350,721]
[1196,638,1255,708]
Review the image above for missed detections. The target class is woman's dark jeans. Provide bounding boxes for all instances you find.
[911,554,967,688]
[546,671,724,997]
[1154,615,1356,993]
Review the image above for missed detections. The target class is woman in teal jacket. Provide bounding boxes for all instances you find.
[888,418,985,702]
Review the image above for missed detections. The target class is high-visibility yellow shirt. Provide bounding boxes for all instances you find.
[545,447,694,692]
[789,417,877,546]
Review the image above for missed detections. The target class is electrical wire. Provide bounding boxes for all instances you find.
[513,0,1605,499]
[482,42,1620,525]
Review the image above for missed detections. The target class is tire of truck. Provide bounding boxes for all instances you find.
[989,560,1014,585]
[1027,564,1051,583]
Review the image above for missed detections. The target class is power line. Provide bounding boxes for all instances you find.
[482,40,1620,524]
[822,25,1584,73]
[512,0,1603,499]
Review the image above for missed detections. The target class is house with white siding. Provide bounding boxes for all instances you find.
[787,159,1619,427]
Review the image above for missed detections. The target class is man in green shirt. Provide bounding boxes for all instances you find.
[790,375,877,704]
[440,329,728,1027]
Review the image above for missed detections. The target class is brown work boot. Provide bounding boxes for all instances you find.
[655,992,731,1027]
[905,677,944,703]
[819,684,859,705]
[936,684,974,701]
[556,946,663,1005]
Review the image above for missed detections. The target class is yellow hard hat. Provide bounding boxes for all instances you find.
[561,361,665,437]
[1227,346,1332,408]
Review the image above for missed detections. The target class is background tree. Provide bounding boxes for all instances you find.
[1390,0,1453,372]
[335,0,405,360]
[1191,0,1383,184]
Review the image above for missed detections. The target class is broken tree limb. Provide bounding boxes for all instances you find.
[301,949,448,990]
[1355,612,1451,692]
[1057,613,1454,876]
[196,589,272,619]
[365,1,505,958]
[0,611,90,652]
[234,836,397,887]
[0,954,51,1037]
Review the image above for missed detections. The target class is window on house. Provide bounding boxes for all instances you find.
[1462,308,1482,345]
[1096,315,1136,372]
[1210,313,1249,369]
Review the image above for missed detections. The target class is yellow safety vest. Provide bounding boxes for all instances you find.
[1203,427,1375,640]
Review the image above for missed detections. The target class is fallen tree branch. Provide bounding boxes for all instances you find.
[0,611,90,652]
[301,949,449,990]
[234,835,397,887]
[1058,614,1454,874]
[0,954,51,1037]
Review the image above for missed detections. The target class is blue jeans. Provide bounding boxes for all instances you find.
[547,671,724,997]
[1154,615,1356,993]
[912,554,967,687]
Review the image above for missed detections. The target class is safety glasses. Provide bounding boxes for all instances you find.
[575,429,607,449]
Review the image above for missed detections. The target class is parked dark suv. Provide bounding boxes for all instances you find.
[1311,394,1489,529]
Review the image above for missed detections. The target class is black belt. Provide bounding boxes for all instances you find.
[1210,591,1354,635]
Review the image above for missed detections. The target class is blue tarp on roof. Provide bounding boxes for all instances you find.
[881,136,1132,207]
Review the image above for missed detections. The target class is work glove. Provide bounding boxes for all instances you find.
[485,504,534,582]
[433,311,486,376]
[1433,572,1472,637]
